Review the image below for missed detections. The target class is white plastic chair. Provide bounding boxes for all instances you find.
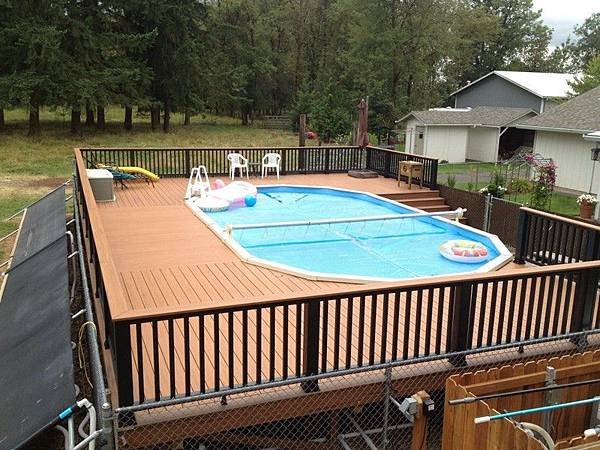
[227,153,249,180]
[261,153,281,179]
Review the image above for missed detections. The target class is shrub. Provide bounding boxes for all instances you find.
[446,175,456,188]
[479,184,507,198]
[509,177,532,194]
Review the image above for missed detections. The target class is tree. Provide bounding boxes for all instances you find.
[0,1,72,135]
[463,0,553,81]
[567,13,600,70]
[570,55,600,94]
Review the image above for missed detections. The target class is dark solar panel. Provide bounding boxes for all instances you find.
[12,186,66,266]
[0,188,74,450]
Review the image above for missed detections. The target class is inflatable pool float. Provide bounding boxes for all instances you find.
[439,240,489,264]
[191,196,230,212]
[211,181,257,207]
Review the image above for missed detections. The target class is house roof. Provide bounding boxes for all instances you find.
[398,106,535,127]
[451,71,577,99]
[517,86,600,134]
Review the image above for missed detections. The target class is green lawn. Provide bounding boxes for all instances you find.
[438,162,497,175]
[448,181,580,216]
[0,107,299,259]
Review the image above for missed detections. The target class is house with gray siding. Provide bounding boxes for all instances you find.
[516,85,600,194]
[398,106,536,163]
[452,71,576,113]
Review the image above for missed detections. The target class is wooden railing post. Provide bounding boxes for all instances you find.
[384,151,392,178]
[411,391,431,450]
[184,150,191,176]
[128,150,136,168]
[301,300,321,393]
[448,282,472,367]
[514,208,530,264]
[298,148,306,173]
[365,146,372,170]
[114,320,134,406]
[571,233,600,347]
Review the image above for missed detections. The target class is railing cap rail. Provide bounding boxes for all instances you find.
[74,148,130,317]
[365,145,439,162]
[112,260,600,322]
[79,145,361,151]
[520,206,600,233]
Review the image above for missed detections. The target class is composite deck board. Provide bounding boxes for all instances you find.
[93,173,537,404]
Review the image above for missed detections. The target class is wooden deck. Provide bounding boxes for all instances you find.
[89,174,544,403]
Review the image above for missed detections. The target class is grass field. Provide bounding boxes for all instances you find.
[0,107,298,259]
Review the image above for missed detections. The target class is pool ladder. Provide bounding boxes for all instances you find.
[185,165,211,199]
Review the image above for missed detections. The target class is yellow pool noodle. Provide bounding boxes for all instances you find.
[119,166,160,182]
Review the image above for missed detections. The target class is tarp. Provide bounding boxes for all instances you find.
[0,187,74,450]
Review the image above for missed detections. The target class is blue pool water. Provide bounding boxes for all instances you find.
[205,186,503,280]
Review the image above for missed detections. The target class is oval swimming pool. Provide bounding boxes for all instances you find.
[188,185,512,282]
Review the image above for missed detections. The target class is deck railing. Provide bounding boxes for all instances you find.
[365,145,438,189]
[515,207,600,265]
[73,147,600,408]
[112,261,600,406]
[78,145,438,188]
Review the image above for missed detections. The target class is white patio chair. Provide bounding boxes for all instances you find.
[227,153,249,180]
[261,153,281,179]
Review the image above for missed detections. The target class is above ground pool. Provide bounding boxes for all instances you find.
[188,185,512,282]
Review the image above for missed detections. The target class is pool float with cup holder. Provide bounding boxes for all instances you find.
[439,239,489,264]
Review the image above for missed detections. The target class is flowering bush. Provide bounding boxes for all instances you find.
[479,184,507,198]
[528,159,557,209]
[577,194,599,205]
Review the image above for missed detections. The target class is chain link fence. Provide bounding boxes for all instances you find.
[112,330,600,449]
[439,185,522,248]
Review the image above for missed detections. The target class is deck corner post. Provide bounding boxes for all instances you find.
[114,320,135,407]
[448,282,472,367]
[430,158,438,189]
[301,300,321,393]
[514,208,530,264]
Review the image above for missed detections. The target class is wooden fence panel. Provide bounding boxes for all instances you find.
[443,350,600,450]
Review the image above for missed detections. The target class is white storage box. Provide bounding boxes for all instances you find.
[86,169,115,202]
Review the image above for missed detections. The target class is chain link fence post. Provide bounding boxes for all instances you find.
[382,366,392,450]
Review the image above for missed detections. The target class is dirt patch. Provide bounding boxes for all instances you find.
[0,175,68,190]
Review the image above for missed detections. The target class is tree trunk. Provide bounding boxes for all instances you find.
[124,106,133,130]
[0,108,4,129]
[163,102,171,133]
[28,105,40,136]
[151,105,160,131]
[96,106,106,130]
[85,104,95,126]
[70,108,81,135]
[184,109,191,126]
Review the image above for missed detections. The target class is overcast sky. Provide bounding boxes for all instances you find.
[532,0,599,46]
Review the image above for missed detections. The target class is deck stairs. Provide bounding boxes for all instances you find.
[382,190,451,213]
